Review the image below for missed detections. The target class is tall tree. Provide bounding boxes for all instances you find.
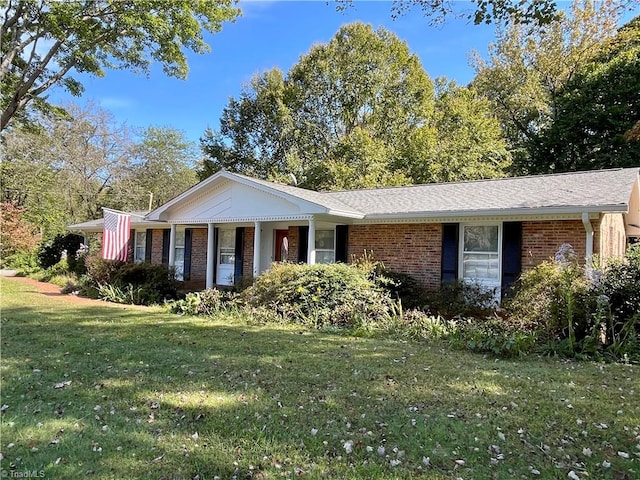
[201,22,509,190]
[533,16,640,171]
[1,0,240,131]
[116,126,199,210]
[2,103,133,234]
[471,0,626,174]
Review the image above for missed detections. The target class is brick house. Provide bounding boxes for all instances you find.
[69,167,640,296]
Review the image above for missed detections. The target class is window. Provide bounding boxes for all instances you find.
[218,228,236,266]
[174,228,185,281]
[315,229,335,264]
[460,224,500,287]
[134,231,146,263]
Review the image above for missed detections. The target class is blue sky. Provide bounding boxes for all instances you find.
[48,1,501,144]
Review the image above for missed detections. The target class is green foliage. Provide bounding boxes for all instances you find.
[378,271,430,310]
[201,22,508,190]
[471,1,626,174]
[1,0,240,131]
[534,16,640,171]
[168,288,241,316]
[37,233,85,274]
[84,257,177,305]
[447,318,538,358]
[507,243,640,361]
[428,280,498,318]
[0,250,39,274]
[244,262,394,328]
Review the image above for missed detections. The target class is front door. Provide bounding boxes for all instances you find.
[216,228,235,285]
[274,229,289,262]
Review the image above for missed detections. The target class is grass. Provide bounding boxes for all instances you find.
[1,277,639,480]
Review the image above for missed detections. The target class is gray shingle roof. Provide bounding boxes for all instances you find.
[325,168,639,217]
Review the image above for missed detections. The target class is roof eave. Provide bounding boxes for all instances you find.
[363,204,630,221]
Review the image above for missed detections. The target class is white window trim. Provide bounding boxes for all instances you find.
[315,229,336,264]
[134,230,146,263]
[458,222,502,290]
[174,227,186,281]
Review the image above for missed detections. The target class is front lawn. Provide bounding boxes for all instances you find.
[1,278,638,479]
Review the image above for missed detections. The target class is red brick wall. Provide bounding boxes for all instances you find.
[243,227,254,279]
[149,228,166,265]
[521,220,591,270]
[348,223,442,290]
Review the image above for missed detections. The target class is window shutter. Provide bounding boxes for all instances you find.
[234,227,245,283]
[161,230,170,265]
[298,226,309,263]
[184,228,193,281]
[145,230,153,263]
[212,227,219,282]
[501,221,522,299]
[441,223,459,283]
[335,225,348,263]
[128,229,135,262]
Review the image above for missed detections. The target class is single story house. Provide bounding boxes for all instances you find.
[69,167,640,297]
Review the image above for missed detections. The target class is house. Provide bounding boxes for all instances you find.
[69,167,640,297]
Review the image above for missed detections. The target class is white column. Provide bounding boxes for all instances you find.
[168,224,176,267]
[206,223,215,289]
[253,221,262,277]
[307,217,316,265]
[582,212,594,267]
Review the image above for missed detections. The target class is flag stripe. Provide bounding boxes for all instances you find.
[102,210,131,261]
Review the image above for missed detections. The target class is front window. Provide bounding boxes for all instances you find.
[315,229,335,264]
[174,228,185,281]
[461,225,500,286]
[218,229,236,266]
[134,231,146,263]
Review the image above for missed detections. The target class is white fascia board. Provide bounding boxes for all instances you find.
[361,205,629,222]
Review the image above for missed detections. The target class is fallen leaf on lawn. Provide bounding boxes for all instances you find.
[54,381,72,389]
[151,454,164,463]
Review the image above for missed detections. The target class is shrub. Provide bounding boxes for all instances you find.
[1,250,40,274]
[427,280,498,318]
[447,318,538,358]
[168,288,241,316]
[380,271,429,310]
[244,262,394,328]
[383,309,456,341]
[84,258,177,305]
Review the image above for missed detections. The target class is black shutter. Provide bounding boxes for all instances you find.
[234,227,245,283]
[145,229,153,263]
[128,229,135,262]
[441,223,459,283]
[184,228,193,281]
[501,221,522,299]
[212,227,219,283]
[298,226,309,263]
[161,229,170,265]
[335,225,348,263]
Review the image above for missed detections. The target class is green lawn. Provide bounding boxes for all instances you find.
[1,278,638,479]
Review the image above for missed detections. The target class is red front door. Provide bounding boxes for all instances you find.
[274,229,289,262]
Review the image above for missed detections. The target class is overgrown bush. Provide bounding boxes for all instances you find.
[507,243,640,360]
[38,233,86,275]
[244,262,394,328]
[427,280,498,318]
[1,250,40,274]
[447,318,538,358]
[168,288,241,316]
[84,257,177,305]
[380,271,430,310]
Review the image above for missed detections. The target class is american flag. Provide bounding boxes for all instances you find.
[101,209,131,261]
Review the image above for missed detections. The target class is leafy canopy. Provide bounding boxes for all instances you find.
[200,22,510,190]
